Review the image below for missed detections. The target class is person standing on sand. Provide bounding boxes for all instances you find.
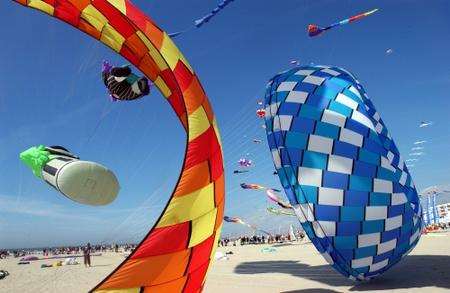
[83,243,91,268]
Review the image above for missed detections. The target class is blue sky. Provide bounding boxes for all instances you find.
[0,0,449,249]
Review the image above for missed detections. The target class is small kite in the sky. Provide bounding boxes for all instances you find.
[386,48,394,55]
[169,0,236,37]
[238,158,252,167]
[405,158,418,162]
[240,183,281,192]
[414,140,427,145]
[256,108,266,118]
[253,139,262,143]
[233,170,249,174]
[224,216,255,229]
[419,121,433,128]
[266,189,293,209]
[308,8,379,37]
[267,206,296,217]
[102,61,150,102]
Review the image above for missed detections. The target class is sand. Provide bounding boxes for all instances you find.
[1,233,449,293]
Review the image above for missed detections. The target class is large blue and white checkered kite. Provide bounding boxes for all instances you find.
[264,65,423,280]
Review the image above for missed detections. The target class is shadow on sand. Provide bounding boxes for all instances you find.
[235,255,450,291]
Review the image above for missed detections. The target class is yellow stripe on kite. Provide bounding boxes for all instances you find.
[136,31,169,71]
[81,4,109,33]
[28,0,54,15]
[160,35,193,72]
[153,76,171,98]
[106,0,127,15]
[101,24,126,52]
[189,208,218,247]
[157,183,215,228]
[188,107,211,141]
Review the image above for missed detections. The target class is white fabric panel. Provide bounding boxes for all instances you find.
[377,239,397,254]
[285,91,308,104]
[321,68,341,76]
[271,149,281,168]
[348,85,363,101]
[321,252,334,265]
[303,75,325,86]
[391,193,407,205]
[318,187,344,206]
[385,215,403,231]
[352,256,373,268]
[277,81,297,92]
[308,135,333,154]
[352,111,375,131]
[298,167,322,187]
[340,128,363,147]
[358,233,381,248]
[295,69,315,76]
[373,179,393,193]
[313,221,336,237]
[328,155,353,174]
[321,109,347,127]
[365,206,388,220]
[336,93,359,110]
[273,115,293,131]
[369,259,389,272]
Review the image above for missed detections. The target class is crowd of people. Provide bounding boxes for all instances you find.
[424,222,449,233]
[218,232,306,247]
[0,243,138,267]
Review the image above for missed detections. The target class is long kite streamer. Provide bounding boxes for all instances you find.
[169,0,236,37]
[308,8,379,37]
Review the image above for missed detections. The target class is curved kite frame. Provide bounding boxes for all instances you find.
[13,1,224,292]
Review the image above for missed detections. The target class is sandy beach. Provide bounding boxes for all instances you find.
[1,233,449,293]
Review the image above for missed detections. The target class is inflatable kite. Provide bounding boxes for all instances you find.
[267,206,296,217]
[102,60,150,101]
[256,108,266,118]
[308,8,378,37]
[233,170,249,174]
[13,1,224,292]
[238,158,252,167]
[223,216,255,229]
[20,145,119,206]
[266,189,293,209]
[419,121,433,128]
[169,0,236,37]
[264,65,422,280]
[240,183,281,192]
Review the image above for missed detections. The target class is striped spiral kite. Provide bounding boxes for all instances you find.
[13,1,225,292]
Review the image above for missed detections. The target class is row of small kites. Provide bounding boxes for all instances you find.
[405,121,433,168]
[224,184,295,234]
[169,2,381,39]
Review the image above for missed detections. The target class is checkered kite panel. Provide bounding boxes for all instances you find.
[265,65,422,280]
